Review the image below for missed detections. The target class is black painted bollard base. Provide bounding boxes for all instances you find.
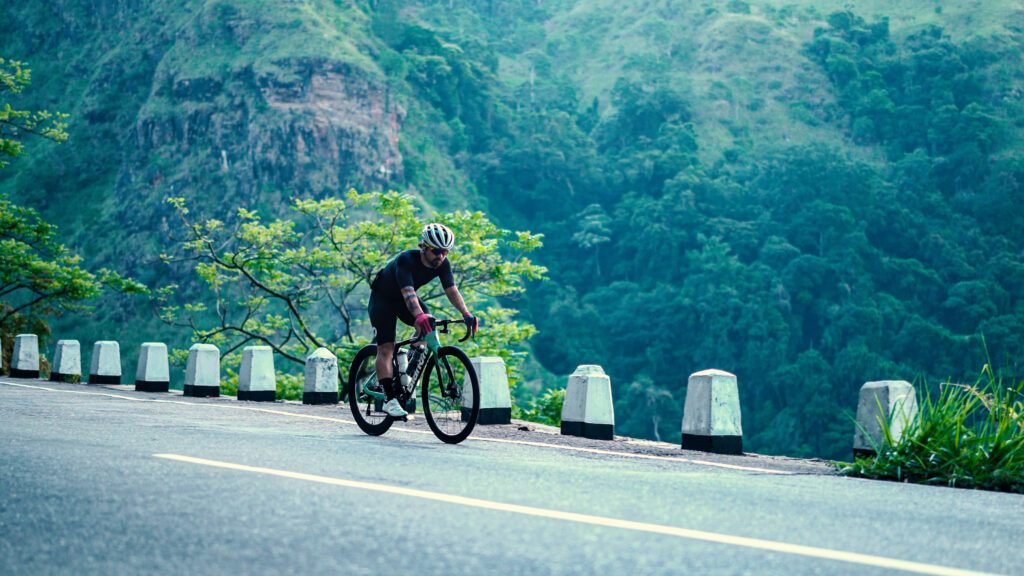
[89,374,121,385]
[10,368,40,379]
[238,389,276,402]
[681,434,743,455]
[183,385,220,398]
[302,391,339,405]
[136,380,170,393]
[50,372,80,383]
[462,407,511,425]
[561,420,615,441]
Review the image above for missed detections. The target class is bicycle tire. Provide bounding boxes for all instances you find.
[347,344,394,436]
[421,346,479,444]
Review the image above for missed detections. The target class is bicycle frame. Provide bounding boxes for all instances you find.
[362,318,472,408]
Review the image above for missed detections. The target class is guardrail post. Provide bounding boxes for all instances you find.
[303,348,339,405]
[560,365,615,440]
[681,369,743,454]
[89,341,122,384]
[239,346,276,402]
[51,340,81,382]
[11,334,40,378]
[184,344,220,397]
[853,380,918,458]
[135,343,170,393]
[464,357,512,425]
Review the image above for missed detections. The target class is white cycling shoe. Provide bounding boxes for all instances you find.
[382,398,408,418]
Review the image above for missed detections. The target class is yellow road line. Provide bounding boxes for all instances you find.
[2,379,789,474]
[153,453,998,576]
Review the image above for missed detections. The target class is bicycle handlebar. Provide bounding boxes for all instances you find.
[432,317,476,343]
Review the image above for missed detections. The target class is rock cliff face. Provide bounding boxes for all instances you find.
[127,58,405,211]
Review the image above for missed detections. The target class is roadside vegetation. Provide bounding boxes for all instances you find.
[838,367,1024,493]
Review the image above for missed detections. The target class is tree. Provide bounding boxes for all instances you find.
[571,203,610,277]
[1,58,68,168]
[158,189,547,384]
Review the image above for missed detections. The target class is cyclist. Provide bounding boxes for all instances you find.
[368,223,478,418]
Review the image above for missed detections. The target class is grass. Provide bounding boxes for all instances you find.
[838,366,1024,493]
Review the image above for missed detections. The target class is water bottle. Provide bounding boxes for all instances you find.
[396,349,411,389]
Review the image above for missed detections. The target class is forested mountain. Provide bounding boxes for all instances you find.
[3,0,1023,459]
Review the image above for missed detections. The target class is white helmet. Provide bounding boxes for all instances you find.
[421,223,455,250]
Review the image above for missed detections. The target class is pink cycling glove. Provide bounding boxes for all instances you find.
[414,313,434,335]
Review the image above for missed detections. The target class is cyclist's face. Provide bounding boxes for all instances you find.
[421,244,448,268]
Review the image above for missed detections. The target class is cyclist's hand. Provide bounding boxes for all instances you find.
[463,314,478,337]
[414,313,434,336]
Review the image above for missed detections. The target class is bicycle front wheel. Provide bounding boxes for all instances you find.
[347,344,394,436]
[421,346,479,444]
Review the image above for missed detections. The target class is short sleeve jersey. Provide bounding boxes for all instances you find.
[372,249,455,300]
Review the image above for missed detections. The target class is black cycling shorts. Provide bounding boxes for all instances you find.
[368,290,430,345]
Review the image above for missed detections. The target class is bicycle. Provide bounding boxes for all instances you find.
[346,318,480,444]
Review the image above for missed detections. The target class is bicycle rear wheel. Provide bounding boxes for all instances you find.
[421,346,479,444]
[347,344,394,436]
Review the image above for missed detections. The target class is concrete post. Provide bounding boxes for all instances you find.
[853,380,918,458]
[238,346,276,402]
[560,365,615,440]
[11,334,40,378]
[463,357,512,424]
[184,344,220,397]
[135,343,170,392]
[681,369,743,454]
[51,340,81,382]
[303,348,339,405]
[89,341,122,384]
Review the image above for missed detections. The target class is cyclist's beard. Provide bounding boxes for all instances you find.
[426,254,443,268]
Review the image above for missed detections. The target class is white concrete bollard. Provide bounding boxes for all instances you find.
[463,357,511,425]
[853,380,918,457]
[11,334,40,378]
[560,365,615,440]
[135,343,170,393]
[303,348,339,405]
[89,341,122,384]
[681,369,743,454]
[238,346,276,402]
[184,343,220,397]
[50,340,82,382]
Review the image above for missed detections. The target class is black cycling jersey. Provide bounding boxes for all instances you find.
[368,249,455,344]
[371,249,454,298]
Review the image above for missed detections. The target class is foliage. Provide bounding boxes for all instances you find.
[0,58,68,168]
[514,387,565,427]
[838,367,1024,493]
[158,189,546,387]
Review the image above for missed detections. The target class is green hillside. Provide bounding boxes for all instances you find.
[3,0,1024,459]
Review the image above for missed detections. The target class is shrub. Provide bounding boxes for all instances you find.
[515,387,565,426]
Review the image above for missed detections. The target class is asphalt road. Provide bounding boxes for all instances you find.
[1,378,1021,575]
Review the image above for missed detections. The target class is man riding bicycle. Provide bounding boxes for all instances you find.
[368,223,478,418]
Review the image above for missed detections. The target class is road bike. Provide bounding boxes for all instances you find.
[347,318,480,444]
